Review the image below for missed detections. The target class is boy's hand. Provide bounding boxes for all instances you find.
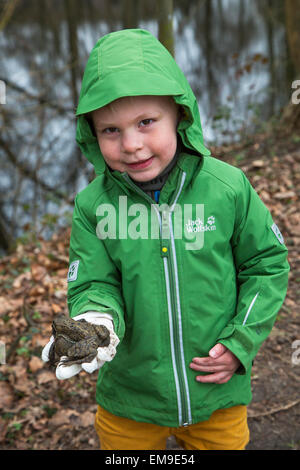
[42,312,119,380]
[189,343,240,384]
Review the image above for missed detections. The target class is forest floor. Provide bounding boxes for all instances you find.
[0,127,299,451]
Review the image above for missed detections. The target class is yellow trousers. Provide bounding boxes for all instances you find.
[94,404,250,450]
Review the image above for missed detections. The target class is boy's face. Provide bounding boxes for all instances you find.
[91,95,179,182]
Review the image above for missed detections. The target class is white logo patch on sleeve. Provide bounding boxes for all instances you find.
[67,260,80,281]
[271,223,284,244]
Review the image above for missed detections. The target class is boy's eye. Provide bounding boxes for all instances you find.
[101,119,154,134]
[103,127,118,134]
[139,119,154,127]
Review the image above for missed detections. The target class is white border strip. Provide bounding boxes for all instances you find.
[242,292,259,326]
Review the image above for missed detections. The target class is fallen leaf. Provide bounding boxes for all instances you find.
[0,418,8,441]
[0,297,23,316]
[251,159,265,167]
[12,272,32,288]
[80,411,95,427]
[0,381,14,409]
[274,191,296,200]
[49,409,79,427]
[29,356,44,373]
[37,370,55,384]
[31,264,47,282]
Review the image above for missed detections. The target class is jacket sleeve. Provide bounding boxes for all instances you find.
[216,171,290,374]
[67,193,125,342]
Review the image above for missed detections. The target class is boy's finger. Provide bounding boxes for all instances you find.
[191,356,212,364]
[191,355,227,366]
[190,361,226,372]
[191,344,228,365]
[209,343,227,358]
[196,371,231,384]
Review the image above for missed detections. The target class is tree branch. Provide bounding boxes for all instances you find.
[0,135,70,201]
[0,76,74,114]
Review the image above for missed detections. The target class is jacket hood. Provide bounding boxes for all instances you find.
[76,28,211,175]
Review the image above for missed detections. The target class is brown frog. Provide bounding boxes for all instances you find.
[48,314,110,367]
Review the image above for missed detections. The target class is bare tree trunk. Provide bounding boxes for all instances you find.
[157,0,174,57]
[0,206,11,252]
[266,0,276,116]
[203,0,215,110]
[64,0,79,107]
[285,0,300,76]
[63,0,85,187]
[0,0,20,31]
[122,0,139,29]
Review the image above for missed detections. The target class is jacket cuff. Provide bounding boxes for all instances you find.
[73,311,114,330]
[216,325,254,375]
[69,295,125,341]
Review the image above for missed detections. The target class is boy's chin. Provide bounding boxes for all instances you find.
[128,163,169,183]
[128,170,159,182]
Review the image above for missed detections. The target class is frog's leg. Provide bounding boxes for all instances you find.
[66,337,98,362]
[80,352,98,364]
[61,352,96,366]
[92,325,110,346]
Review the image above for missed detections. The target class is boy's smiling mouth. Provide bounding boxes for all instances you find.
[126,156,154,170]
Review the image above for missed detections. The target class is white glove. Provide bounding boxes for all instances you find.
[41,311,120,380]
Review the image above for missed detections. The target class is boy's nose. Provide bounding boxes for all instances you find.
[121,130,143,154]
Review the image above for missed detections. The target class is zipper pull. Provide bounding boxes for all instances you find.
[160,210,170,258]
[161,210,170,257]
[161,245,169,257]
[161,210,170,238]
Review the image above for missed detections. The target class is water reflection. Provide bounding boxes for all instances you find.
[0,0,292,247]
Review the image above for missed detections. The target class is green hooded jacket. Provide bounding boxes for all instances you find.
[68,29,289,426]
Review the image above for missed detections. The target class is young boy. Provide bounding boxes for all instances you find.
[42,29,289,450]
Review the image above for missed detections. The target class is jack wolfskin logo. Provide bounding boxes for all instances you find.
[186,215,216,233]
[67,260,79,282]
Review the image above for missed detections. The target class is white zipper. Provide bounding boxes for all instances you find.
[153,172,192,426]
[123,171,191,426]
[169,209,192,425]
[163,256,183,424]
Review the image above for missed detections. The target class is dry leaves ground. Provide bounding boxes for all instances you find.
[0,131,299,450]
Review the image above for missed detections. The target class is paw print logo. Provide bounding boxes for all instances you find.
[69,265,76,276]
[207,216,215,225]
[68,260,79,282]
